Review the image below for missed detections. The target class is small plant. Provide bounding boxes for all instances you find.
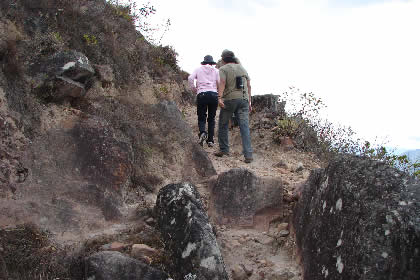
[273,118,301,139]
[114,5,133,21]
[413,162,420,177]
[160,85,169,95]
[150,45,179,72]
[83,34,97,46]
[52,31,62,42]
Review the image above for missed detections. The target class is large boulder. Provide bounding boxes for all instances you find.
[30,50,95,100]
[156,183,228,280]
[293,155,420,280]
[209,168,284,230]
[85,251,168,280]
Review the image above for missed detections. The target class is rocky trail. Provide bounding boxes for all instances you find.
[180,104,321,280]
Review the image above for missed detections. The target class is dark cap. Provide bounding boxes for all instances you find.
[201,55,216,65]
[221,49,235,59]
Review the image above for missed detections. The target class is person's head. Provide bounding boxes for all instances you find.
[221,49,238,64]
[201,55,216,65]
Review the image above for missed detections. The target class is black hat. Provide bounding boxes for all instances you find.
[201,55,216,65]
[221,49,235,59]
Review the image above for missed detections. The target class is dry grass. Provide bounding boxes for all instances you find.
[0,223,72,279]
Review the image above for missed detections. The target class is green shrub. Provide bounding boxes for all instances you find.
[52,31,62,42]
[83,34,97,46]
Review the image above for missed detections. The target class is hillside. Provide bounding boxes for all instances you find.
[1,1,419,280]
[0,0,316,278]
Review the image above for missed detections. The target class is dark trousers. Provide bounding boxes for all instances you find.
[197,91,218,142]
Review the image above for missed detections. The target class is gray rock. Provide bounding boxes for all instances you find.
[278,230,289,237]
[295,162,304,172]
[267,268,295,280]
[209,168,284,230]
[85,251,167,280]
[48,50,94,81]
[232,264,248,280]
[156,182,228,280]
[251,94,286,118]
[30,50,94,101]
[54,76,85,98]
[145,217,155,226]
[293,155,420,280]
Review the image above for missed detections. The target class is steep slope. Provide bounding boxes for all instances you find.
[0,0,212,249]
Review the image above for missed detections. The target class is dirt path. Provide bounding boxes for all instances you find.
[181,104,321,280]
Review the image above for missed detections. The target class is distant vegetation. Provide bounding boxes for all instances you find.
[273,87,420,178]
[107,0,171,45]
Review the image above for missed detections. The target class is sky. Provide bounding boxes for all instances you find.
[138,0,420,151]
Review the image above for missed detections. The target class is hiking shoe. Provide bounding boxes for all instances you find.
[207,141,214,147]
[245,157,253,163]
[198,132,207,146]
[214,151,229,157]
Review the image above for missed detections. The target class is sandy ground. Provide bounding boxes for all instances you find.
[181,104,321,280]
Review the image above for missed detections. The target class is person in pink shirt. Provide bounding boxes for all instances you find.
[188,55,220,147]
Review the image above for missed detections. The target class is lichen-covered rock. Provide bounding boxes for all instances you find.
[42,50,94,81]
[85,251,168,280]
[293,155,420,280]
[30,50,95,101]
[209,168,284,230]
[156,183,228,280]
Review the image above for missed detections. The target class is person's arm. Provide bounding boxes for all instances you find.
[218,78,226,108]
[247,79,252,112]
[188,70,198,93]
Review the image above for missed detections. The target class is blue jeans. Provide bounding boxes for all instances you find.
[218,99,253,158]
[197,91,218,142]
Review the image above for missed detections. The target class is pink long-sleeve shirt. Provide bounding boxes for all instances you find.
[188,65,220,94]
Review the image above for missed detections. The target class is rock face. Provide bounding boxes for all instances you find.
[251,94,286,118]
[156,183,228,280]
[293,155,420,280]
[209,168,284,230]
[85,251,168,280]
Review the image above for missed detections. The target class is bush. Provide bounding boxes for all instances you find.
[274,87,419,177]
[107,0,171,45]
[0,224,72,279]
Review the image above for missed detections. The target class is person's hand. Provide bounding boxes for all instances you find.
[249,102,252,112]
[218,98,225,108]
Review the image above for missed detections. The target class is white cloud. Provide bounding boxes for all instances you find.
[143,0,420,149]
